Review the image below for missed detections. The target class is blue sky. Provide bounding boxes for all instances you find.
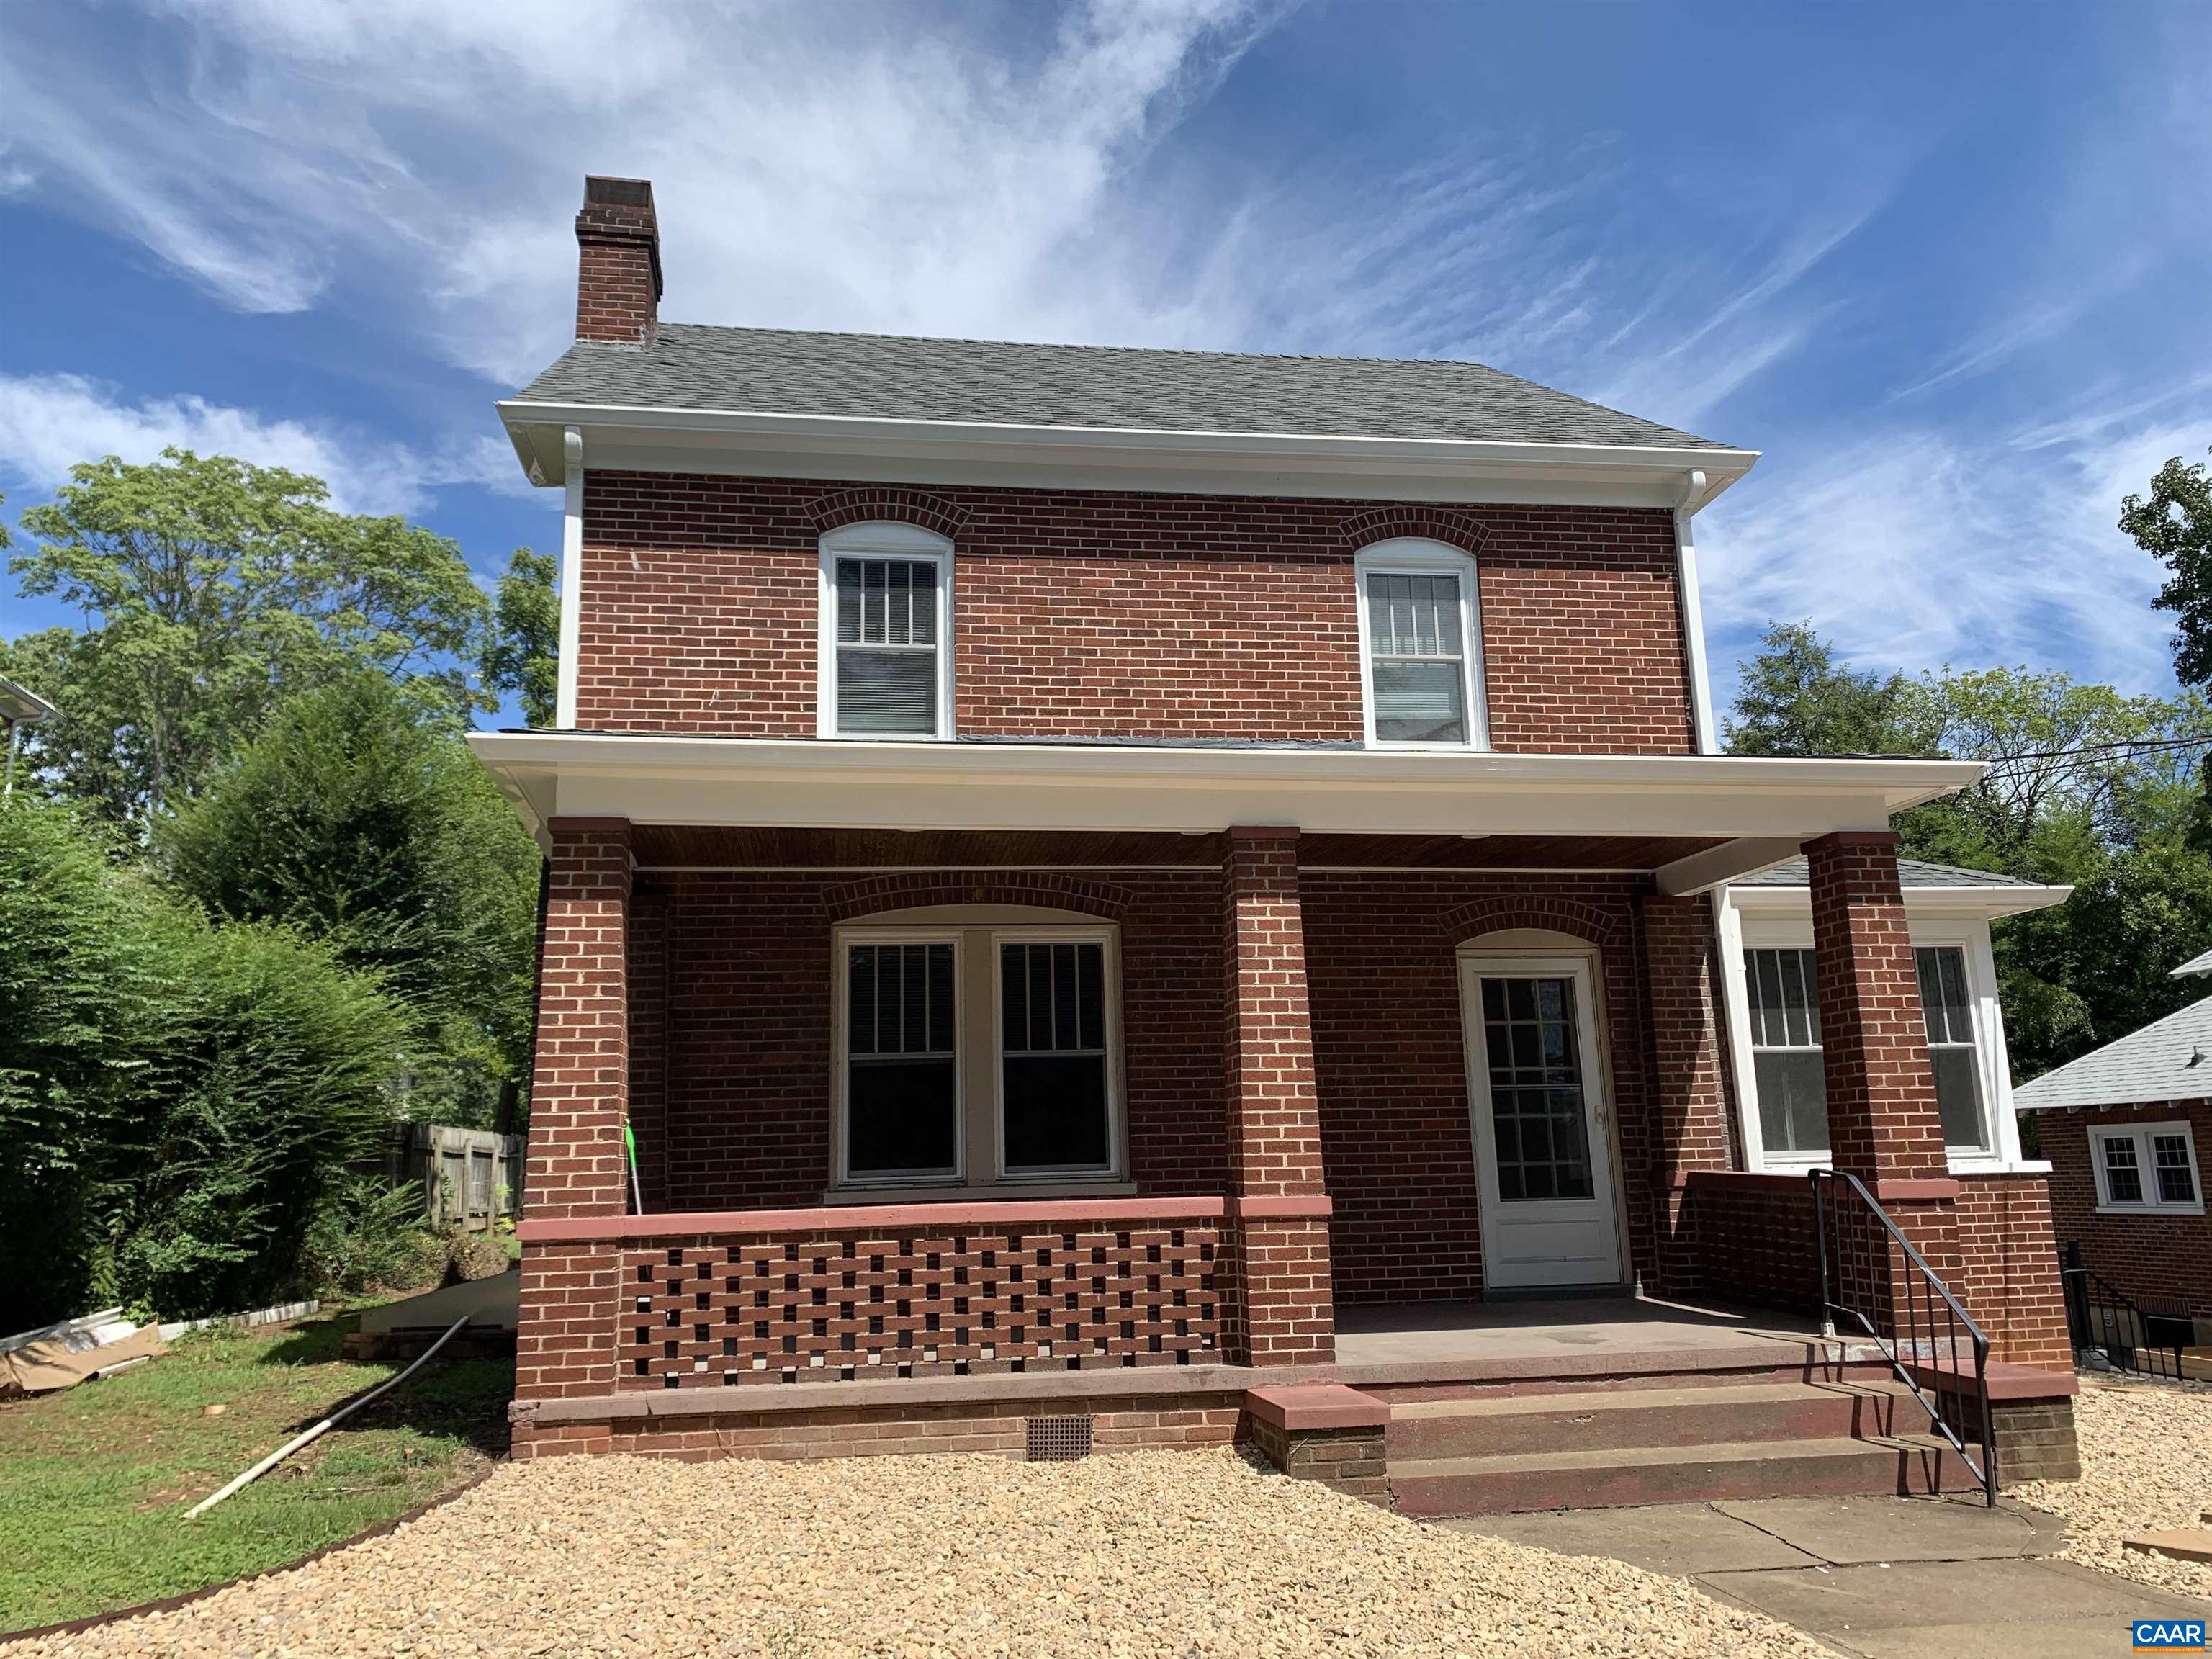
[2,0,2208,726]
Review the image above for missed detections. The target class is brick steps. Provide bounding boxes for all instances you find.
[1390,1431,1977,1516]
[1388,1379,1911,1460]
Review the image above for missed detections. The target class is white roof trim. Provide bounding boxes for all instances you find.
[1726,878,2074,920]
[495,399,1758,510]
[467,730,1979,848]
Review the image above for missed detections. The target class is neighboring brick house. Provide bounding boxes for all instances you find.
[2015,961,2212,1345]
[466,177,2081,1498]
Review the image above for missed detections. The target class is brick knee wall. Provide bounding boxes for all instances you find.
[1245,1416,1390,1505]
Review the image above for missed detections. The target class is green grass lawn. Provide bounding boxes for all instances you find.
[0,1305,511,1633]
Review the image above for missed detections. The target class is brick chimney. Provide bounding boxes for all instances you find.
[574,176,662,344]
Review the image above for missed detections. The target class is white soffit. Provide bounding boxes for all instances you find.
[466,732,1980,845]
[496,400,1758,509]
[1725,879,2075,920]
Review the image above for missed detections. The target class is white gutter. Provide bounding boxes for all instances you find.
[554,427,584,729]
[497,397,1758,508]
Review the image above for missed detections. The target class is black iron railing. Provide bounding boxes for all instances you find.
[1809,1168,1995,1506]
[2059,1240,2190,1380]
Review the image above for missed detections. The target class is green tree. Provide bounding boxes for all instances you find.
[0,793,408,1326]
[480,547,559,727]
[1721,621,1936,757]
[2122,446,2212,688]
[1,449,491,822]
[159,674,541,1125]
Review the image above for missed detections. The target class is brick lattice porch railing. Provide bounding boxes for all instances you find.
[521,1197,1228,1392]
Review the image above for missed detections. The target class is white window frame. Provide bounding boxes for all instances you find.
[1719,908,2028,1175]
[1354,539,1489,751]
[816,521,955,742]
[2090,1120,2205,1216]
[989,926,1124,1183]
[828,907,1128,1198]
[831,927,965,1187]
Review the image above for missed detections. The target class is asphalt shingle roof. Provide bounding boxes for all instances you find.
[513,325,1733,451]
[1737,857,2051,891]
[2013,994,2212,1112]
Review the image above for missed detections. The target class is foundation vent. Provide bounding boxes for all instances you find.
[1025,1415,1094,1462]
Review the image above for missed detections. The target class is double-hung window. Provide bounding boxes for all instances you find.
[1738,933,2002,1164]
[1744,947,1830,1156]
[2090,1120,2204,1214]
[817,522,952,739]
[834,914,1123,1190]
[1355,539,1486,748]
[1915,945,1988,1153]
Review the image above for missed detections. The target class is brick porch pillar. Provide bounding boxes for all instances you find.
[1803,830,1961,1335]
[1220,827,1334,1366]
[514,817,633,1412]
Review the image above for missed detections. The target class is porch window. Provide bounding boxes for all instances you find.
[817,521,952,739]
[1914,945,1988,1152]
[842,940,959,1179]
[999,940,1112,1172]
[2090,1121,2203,1214]
[1744,947,1829,1156]
[1355,539,1486,748]
[833,912,1123,1191]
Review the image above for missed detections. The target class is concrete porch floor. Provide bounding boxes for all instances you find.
[1334,1295,1832,1382]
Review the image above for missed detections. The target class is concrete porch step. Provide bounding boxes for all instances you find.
[1387,1379,1915,1460]
[1390,1432,1979,1517]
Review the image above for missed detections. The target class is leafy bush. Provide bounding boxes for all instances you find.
[300,1177,447,1299]
[0,794,412,1326]
[160,673,540,1128]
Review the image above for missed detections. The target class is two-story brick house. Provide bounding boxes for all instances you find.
[467,177,2080,1507]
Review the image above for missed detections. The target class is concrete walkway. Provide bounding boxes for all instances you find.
[1444,1493,2212,1657]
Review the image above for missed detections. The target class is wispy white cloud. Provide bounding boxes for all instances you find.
[0,372,524,518]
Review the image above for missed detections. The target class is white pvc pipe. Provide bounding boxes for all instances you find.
[184,1316,472,1521]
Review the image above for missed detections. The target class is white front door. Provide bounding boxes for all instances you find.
[1458,956,1624,1290]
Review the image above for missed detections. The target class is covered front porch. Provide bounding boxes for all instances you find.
[469,732,2072,1475]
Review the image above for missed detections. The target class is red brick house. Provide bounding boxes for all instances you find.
[2016,960,2212,1352]
[467,177,2082,1506]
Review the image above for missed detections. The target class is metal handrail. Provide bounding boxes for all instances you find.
[1809,1167,1995,1506]
[2059,1240,2188,1380]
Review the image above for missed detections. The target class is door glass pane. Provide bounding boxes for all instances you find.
[1482,976,1594,1204]
[999,941,1111,1172]
[845,942,957,1176]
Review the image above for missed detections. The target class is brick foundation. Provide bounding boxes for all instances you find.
[512,1391,1244,1462]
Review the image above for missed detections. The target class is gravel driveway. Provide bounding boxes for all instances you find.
[2014,1375,2212,1601]
[4,1447,1817,1658]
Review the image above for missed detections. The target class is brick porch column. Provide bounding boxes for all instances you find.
[1803,830,1961,1329]
[514,817,633,1412]
[1220,827,1334,1366]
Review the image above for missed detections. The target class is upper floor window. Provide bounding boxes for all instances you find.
[817,521,953,739]
[1354,539,1487,748]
